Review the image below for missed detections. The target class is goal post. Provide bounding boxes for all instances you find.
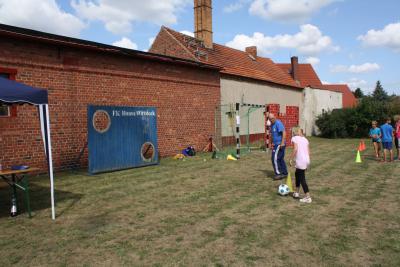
[214,102,268,157]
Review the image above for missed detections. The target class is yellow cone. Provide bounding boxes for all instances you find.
[173,154,185,160]
[286,172,294,192]
[355,150,362,163]
[227,154,237,161]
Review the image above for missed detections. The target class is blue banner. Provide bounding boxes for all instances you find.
[88,105,158,174]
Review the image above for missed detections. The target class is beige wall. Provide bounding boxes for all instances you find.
[220,77,304,137]
[302,87,342,136]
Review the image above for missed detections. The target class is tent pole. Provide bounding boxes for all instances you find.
[40,104,56,220]
[45,104,56,220]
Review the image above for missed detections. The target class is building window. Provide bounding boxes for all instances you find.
[0,70,17,118]
[0,105,10,117]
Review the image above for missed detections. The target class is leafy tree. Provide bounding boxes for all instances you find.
[316,95,397,138]
[388,96,400,115]
[353,88,364,98]
[372,80,388,101]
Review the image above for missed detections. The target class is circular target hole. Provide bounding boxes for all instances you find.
[93,110,111,133]
[141,142,155,162]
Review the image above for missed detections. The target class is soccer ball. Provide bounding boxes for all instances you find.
[278,184,290,196]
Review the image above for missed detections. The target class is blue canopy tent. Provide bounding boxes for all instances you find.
[0,77,55,220]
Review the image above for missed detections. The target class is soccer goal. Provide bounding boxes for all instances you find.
[214,102,267,158]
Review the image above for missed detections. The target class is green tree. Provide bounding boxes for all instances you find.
[315,95,394,138]
[353,88,364,98]
[388,96,400,115]
[372,80,388,101]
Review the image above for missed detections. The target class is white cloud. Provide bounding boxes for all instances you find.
[226,24,339,56]
[305,57,320,66]
[358,22,400,52]
[331,63,381,73]
[71,0,190,35]
[342,78,368,90]
[249,0,338,23]
[321,80,331,85]
[224,0,251,13]
[0,0,85,37]
[180,30,194,37]
[112,37,138,50]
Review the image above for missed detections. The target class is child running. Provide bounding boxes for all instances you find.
[289,127,311,203]
[369,121,382,159]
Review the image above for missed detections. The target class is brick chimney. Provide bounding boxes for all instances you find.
[245,46,257,58]
[291,56,299,81]
[194,0,213,49]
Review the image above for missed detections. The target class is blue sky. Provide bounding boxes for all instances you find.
[0,0,399,94]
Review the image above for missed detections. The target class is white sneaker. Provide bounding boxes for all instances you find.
[300,197,312,203]
[293,192,300,198]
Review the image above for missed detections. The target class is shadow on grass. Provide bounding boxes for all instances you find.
[256,169,276,179]
[0,182,83,218]
[363,154,382,162]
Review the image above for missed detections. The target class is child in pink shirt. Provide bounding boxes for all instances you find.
[395,115,400,160]
[289,127,311,203]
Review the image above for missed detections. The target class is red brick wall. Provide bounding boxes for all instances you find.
[221,133,265,147]
[266,104,299,146]
[220,104,299,148]
[0,37,220,171]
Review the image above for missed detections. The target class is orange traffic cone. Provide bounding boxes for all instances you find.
[361,141,366,151]
[358,141,366,152]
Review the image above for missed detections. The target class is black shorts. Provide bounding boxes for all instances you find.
[396,137,399,149]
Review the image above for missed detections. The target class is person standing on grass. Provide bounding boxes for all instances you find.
[268,113,288,180]
[380,118,395,162]
[369,121,382,159]
[289,127,312,203]
[395,115,400,160]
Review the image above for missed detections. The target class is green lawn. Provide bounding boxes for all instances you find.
[0,138,399,266]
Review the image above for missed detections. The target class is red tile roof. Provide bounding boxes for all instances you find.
[0,23,221,71]
[154,27,357,108]
[320,84,357,108]
[162,27,302,89]
[276,63,322,88]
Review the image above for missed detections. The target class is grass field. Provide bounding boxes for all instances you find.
[0,138,399,266]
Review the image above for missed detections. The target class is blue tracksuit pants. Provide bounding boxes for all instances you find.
[271,145,288,176]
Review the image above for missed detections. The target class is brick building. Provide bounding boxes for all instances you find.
[277,58,356,135]
[150,0,303,146]
[277,60,357,108]
[0,23,221,171]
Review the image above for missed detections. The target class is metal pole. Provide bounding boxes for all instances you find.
[247,107,250,151]
[235,103,240,159]
[46,105,56,220]
[265,105,271,153]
